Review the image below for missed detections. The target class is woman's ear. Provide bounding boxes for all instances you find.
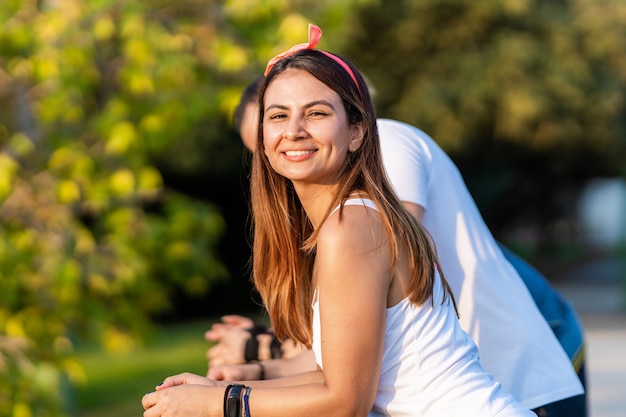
[348,123,365,152]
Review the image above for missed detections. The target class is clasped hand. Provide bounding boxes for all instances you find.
[142,373,225,417]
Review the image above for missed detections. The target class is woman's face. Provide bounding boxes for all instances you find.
[262,69,363,186]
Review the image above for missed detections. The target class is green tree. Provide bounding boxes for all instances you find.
[0,1,370,415]
[0,1,231,415]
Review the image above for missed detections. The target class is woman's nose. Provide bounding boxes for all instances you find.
[282,116,306,141]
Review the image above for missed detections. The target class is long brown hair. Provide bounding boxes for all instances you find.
[250,49,454,347]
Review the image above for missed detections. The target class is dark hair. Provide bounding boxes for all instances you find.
[232,75,264,133]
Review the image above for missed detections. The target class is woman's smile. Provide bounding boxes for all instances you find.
[283,149,317,160]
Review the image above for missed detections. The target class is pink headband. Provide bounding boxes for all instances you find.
[264,24,365,104]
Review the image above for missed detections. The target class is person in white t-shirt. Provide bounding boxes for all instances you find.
[206,69,587,416]
[377,118,585,413]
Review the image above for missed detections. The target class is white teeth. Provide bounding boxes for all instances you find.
[285,150,314,157]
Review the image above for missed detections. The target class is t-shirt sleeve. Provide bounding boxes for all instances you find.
[378,119,431,211]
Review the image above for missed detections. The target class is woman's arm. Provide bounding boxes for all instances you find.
[158,367,325,390]
[143,370,328,417]
[143,205,392,417]
[311,203,393,416]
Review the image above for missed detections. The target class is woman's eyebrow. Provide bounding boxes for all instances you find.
[265,100,336,113]
[264,103,288,112]
[304,100,335,110]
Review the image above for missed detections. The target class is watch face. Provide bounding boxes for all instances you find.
[227,397,240,417]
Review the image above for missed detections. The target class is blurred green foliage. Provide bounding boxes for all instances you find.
[345,0,626,155]
[0,0,226,415]
[342,0,626,240]
[1,0,625,416]
[74,320,210,417]
[0,1,368,415]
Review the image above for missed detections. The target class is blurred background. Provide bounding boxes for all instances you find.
[0,0,624,416]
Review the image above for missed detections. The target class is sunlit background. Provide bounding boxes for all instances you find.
[1,1,624,416]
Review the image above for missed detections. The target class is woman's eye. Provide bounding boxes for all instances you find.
[268,113,286,120]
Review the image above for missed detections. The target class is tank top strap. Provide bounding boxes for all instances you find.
[330,197,379,216]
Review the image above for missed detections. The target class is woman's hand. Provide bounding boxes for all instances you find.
[142,383,222,417]
[156,372,220,390]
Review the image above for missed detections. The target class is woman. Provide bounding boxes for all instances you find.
[142,24,534,417]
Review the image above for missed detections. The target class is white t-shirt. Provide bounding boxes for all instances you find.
[377,118,583,409]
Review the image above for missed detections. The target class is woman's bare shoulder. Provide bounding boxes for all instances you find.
[318,202,386,255]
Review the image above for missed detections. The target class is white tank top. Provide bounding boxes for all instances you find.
[312,198,534,416]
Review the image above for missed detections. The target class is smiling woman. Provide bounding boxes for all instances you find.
[141,24,536,417]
